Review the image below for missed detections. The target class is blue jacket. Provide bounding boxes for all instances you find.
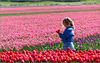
[59,26,74,43]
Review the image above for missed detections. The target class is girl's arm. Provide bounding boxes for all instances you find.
[59,30,71,39]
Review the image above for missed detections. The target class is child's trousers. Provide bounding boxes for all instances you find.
[63,42,74,51]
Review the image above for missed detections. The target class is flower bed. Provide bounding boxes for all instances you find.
[0,5,100,14]
[0,48,100,63]
[0,11,100,51]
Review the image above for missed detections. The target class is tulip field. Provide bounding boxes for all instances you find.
[0,5,100,15]
[0,5,100,63]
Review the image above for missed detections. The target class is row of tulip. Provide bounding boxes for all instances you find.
[0,48,100,63]
[0,11,100,50]
[1,5,99,11]
[74,35,100,51]
[0,5,100,14]
[0,35,99,54]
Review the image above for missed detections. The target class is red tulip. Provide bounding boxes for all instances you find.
[18,51,21,54]
[29,57,33,62]
[4,50,8,52]
[96,49,99,53]
[60,49,64,53]
[83,61,87,63]
[14,58,17,62]
[75,57,79,62]
[6,58,10,62]
[34,59,37,62]
[67,57,72,62]
[73,49,76,52]
[26,50,29,53]
[16,52,19,54]
[39,50,42,53]
[42,57,47,62]
[47,57,50,61]
[24,57,29,62]
[33,50,38,53]
[19,57,23,60]
[57,58,62,62]
[55,49,59,52]
[79,58,83,62]
[10,49,13,51]
[22,50,26,54]
[47,50,50,52]
[37,58,41,62]
[95,59,100,62]
[21,59,25,63]
[66,47,72,52]
[16,57,20,61]
[9,60,14,63]
[56,30,60,33]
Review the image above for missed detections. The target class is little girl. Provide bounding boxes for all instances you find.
[56,17,75,51]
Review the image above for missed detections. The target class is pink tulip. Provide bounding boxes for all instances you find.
[0,10,99,50]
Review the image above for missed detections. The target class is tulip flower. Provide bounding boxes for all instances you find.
[73,49,76,52]
[21,59,25,63]
[56,30,60,33]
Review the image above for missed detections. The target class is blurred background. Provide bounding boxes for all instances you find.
[0,0,100,8]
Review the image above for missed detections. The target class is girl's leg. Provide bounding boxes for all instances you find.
[63,42,74,51]
[63,43,67,51]
[69,42,74,51]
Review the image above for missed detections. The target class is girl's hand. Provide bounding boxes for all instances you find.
[56,30,60,33]
[60,37,62,39]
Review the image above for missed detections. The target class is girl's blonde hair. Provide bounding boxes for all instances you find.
[62,17,75,30]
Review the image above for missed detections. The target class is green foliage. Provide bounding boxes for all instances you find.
[0,9,99,17]
[0,0,86,2]
[0,35,99,52]
[0,0,99,7]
